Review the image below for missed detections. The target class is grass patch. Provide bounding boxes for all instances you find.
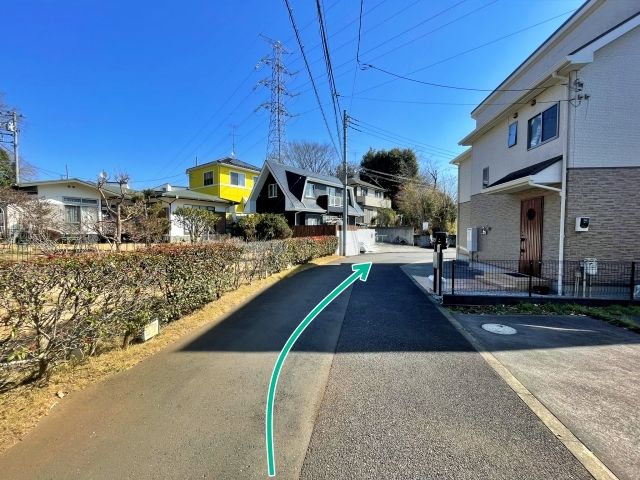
[450,303,640,334]
[0,255,340,454]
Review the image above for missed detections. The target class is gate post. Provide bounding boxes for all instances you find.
[528,260,533,297]
[631,262,636,301]
[451,259,456,296]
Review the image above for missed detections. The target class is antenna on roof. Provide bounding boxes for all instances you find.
[195,156,198,166]
[230,124,236,158]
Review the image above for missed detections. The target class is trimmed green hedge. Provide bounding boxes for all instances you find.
[0,236,337,388]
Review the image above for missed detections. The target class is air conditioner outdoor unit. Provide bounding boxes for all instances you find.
[467,227,478,252]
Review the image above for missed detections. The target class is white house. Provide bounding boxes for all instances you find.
[149,183,231,242]
[453,0,640,280]
[347,176,392,226]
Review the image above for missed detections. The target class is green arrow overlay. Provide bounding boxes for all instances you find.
[265,262,372,477]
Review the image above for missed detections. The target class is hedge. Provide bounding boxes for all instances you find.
[0,236,337,389]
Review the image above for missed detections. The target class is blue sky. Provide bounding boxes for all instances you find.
[2,0,584,187]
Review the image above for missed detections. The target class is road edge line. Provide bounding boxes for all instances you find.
[403,270,619,480]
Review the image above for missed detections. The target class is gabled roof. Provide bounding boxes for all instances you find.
[185,156,260,173]
[255,160,364,216]
[488,156,562,188]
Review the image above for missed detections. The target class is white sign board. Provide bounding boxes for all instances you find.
[141,320,159,342]
[422,222,429,231]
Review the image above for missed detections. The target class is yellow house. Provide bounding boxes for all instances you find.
[186,157,261,214]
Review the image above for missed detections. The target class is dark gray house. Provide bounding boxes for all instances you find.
[246,161,364,226]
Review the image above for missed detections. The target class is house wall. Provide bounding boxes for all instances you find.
[36,183,104,235]
[255,172,286,215]
[473,0,638,128]
[571,24,640,169]
[468,189,560,261]
[188,164,259,213]
[470,84,566,197]
[458,158,472,203]
[457,201,471,251]
[564,168,640,261]
[163,198,228,241]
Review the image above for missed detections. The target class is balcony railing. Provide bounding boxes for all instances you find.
[356,195,391,208]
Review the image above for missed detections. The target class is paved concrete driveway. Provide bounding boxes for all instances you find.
[0,250,593,479]
[453,313,640,480]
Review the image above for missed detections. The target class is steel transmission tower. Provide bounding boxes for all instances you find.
[256,37,296,163]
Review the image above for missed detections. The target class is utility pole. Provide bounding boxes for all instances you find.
[12,111,19,185]
[0,110,19,185]
[342,110,348,256]
[256,36,296,163]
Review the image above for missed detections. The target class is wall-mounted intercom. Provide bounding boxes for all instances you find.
[575,216,590,232]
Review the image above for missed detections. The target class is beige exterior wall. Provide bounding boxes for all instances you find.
[470,85,566,197]
[564,168,640,261]
[457,158,472,203]
[571,24,640,168]
[457,201,471,251]
[473,0,638,128]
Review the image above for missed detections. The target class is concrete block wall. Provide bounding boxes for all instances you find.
[564,168,640,261]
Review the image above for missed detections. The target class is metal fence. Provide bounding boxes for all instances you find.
[442,259,637,300]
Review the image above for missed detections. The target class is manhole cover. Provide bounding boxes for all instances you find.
[481,323,517,335]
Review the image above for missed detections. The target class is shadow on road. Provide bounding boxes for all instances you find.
[179,259,640,354]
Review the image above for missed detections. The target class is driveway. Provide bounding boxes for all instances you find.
[452,313,640,480]
[0,250,592,479]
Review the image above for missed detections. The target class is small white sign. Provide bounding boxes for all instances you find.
[422,222,429,231]
[141,320,159,342]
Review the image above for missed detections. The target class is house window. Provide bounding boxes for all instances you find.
[527,103,559,149]
[204,171,213,186]
[508,121,518,147]
[305,216,319,226]
[65,205,81,225]
[230,172,245,186]
[375,190,383,198]
[328,187,343,207]
[360,187,368,196]
[268,183,278,198]
[482,167,489,188]
[305,183,316,198]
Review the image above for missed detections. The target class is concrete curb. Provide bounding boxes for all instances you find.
[403,270,619,480]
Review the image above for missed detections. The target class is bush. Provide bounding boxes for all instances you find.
[235,214,292,241]
[0,236,336,388]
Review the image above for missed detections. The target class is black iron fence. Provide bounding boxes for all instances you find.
[443,259,637,300]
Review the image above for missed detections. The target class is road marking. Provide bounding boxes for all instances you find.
[265,262,372,477]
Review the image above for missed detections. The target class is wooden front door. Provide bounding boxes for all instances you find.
[519,197,543,276]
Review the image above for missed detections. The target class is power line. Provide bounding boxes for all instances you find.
[316,0,343,150]
[352,118,459,155]
[355,8,577,95]
[283,0,341,158]
[362,63,561,92]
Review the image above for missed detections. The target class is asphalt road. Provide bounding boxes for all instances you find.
[0,251,592,479]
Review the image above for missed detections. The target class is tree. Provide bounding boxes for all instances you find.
[374,208,397,227]
[0,148,15,187]
[235,213,292,241]
[334,160,360,181]
[128,194,170,245]
[284,141,337,175]
[97,172,143,251]
[360,148,419,208]
[0,186,65,249]
[396,181,456,232]
[173,206,220,243]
